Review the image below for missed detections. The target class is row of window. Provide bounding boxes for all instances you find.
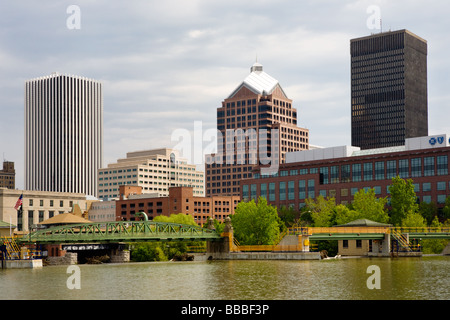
[243,181,450,205]
[253,156,448,184]
[24,199,73,207]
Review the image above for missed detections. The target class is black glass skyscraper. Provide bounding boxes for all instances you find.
[350,29,428,150]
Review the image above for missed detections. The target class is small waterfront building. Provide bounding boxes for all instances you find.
[335,219,392,256]
[0,220,15,237]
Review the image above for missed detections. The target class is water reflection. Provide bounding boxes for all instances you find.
[0,256,448,300]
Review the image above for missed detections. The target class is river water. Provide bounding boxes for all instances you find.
[0,256,448,300]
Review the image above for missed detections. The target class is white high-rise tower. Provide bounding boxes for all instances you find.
[25,73,103,197]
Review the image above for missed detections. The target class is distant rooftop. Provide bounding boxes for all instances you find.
[286,134,450,164]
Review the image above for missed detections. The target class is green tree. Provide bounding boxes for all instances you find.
[212,218,225,234]
[401,212,426,228]
[131,213,202,261]
[388,176,419,226]
[231,197,282,245]
[351,188,389,223]
[278,205,300,227]
[421,216,450,254]
[418,201,438,225]
[334,204,359,226]
[131,242,167,262]
[154,213,197,226]
[305,195,337,227]
[442,196,450,220]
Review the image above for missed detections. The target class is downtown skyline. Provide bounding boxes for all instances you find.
[1,1,449,191]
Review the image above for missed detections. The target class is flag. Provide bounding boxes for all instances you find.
[14,194,23,210]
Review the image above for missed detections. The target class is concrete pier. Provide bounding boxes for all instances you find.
[1,259,43,269]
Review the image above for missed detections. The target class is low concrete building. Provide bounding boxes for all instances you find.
[335,219,392,256]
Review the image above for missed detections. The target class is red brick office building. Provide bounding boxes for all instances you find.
[241,134,450,211]
[116,185,240,225]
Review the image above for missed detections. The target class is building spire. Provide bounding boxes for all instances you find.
[250,59,263,73]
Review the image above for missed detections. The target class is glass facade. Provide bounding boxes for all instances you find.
[351,30,428,150]
[241,148,450,209]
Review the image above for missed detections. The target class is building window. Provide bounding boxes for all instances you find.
[330,166,339,183]
[242,185,249,201]
[386,160,397,179]
[269,183,276,201]
[352,164,361,182]
[260,183,267,200]
[437,181,446,191]
[363,163,373,181]
[423,183,431,192]
[375,161,384,180]
[307,179,315,199]
[437,155,448,175]
[279,182,286,201]
[250,184,257,201]
[319,167,329,185]
[411,158,422,177]
[288,181,295,200]
[399,159,409,178]
[299,180,306,200]
[341,165,350,183]
[343,240,348,248]
[423,157,435,177]
[423,195,431,204]
[356,240,362,248]
[437,194,446,204]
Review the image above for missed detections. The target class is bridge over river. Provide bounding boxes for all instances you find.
[16,219,450,254]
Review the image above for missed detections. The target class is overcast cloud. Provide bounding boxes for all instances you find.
[1,0,449,190]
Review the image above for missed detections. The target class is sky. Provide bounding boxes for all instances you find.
[1,0,449,190]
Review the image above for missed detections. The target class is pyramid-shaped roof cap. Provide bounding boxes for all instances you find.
[227,62,288,99]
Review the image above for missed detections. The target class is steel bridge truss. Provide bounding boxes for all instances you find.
[20,221,222,244]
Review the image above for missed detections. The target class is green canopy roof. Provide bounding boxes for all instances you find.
[0,220,16,228]
[334,219,391,227]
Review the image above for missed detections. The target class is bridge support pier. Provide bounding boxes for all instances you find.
[109,246,130,263]
[206,217,234,256]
